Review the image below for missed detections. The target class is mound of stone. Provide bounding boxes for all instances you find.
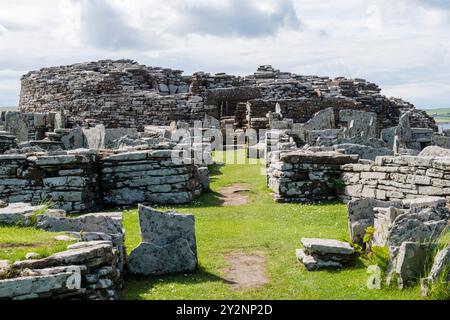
[296,238,355,271]
[128,204,197,275]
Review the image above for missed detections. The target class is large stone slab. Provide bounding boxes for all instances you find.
[301,238,355,256]
[128,239,197,275]
[0,267,82,299]
[0,203,46,226]
[128,205,197,275]
[296,249,343,271]
[390,242,436,289]
[13,242,114,270]
[37,212,123,234]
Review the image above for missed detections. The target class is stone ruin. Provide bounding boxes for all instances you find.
[0,60,448,299]
[0,204,125,300]
[0,59,441,213]
[0,202,197,300]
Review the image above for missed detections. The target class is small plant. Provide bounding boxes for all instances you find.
[366,246,390,272]
[427,266,450,301]
[28,199,53,227]
[330,177,345,192]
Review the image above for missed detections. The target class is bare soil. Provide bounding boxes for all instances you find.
[223,251,269,291]
[218,184,250,206]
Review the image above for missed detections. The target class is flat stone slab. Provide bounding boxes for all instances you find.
[301,238,355,255]
[401,197,447,209]
[12,242,113,270]
[37,212,123,234]
[0,203,46,226]
[296,249,343,271]
[0,267,82,299]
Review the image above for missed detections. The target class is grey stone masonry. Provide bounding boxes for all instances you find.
[341,155,450,202]
[0,150,100,212]
[0,241,121,300]
[296,238,355,271]
[267,150,359,202]
[100,149,202,206]
[19,60,436,132]
[0,148,204,212]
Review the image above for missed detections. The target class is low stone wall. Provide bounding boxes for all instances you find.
[0,149,204,212]
[267,151,359,202]
[0,151,100,212]
[341,155,450,202]
[100,150,202,206]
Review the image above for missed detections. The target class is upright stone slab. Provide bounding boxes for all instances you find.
[128,205,198,275]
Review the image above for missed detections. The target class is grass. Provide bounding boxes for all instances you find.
[0,226,74,263]
[121,150,422,300]
[425,108,450,123]
[0,150,434,299]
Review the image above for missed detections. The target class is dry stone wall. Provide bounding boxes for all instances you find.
[341,155,450,202]
[100,150,202,206]
[0,151,100,212]
[267,151,359,202]
[0,149,203,212]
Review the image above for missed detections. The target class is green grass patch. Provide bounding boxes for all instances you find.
[121,150,422,300]
[0,226,73,263]
[425,108,450,123]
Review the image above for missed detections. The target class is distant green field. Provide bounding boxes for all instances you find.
[425,108,450,123]
[0,106,18,112]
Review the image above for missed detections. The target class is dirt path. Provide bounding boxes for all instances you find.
[218,184,250,206]
[223,251,269,291]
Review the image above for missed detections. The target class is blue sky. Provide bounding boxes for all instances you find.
[0,0,449,109]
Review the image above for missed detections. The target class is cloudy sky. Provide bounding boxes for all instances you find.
[0,0,449,108]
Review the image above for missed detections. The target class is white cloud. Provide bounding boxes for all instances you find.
[0,0,449,108]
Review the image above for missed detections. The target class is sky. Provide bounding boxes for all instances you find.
[0,0,449,109]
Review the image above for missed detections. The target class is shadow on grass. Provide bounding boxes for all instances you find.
[121,265,232,300]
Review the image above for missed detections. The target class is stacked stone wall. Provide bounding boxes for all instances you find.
[267,151,359,202]
[100,150,202,206]
[341,156,450,202]
[0,149,203,212]
[0,151,100,212]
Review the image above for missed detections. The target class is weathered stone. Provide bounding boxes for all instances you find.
[421,246,450,296]
[0,267,82,299]
[128,239,197,276]
[419,146,450,157]
[128,205,197,275]
[0,203,46,226]
[347,198,401,245]
[390,242,436,289]
[13,242,114,270]
[296,249,342,271]
[301,238,354,255]
[37,212,123,234]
